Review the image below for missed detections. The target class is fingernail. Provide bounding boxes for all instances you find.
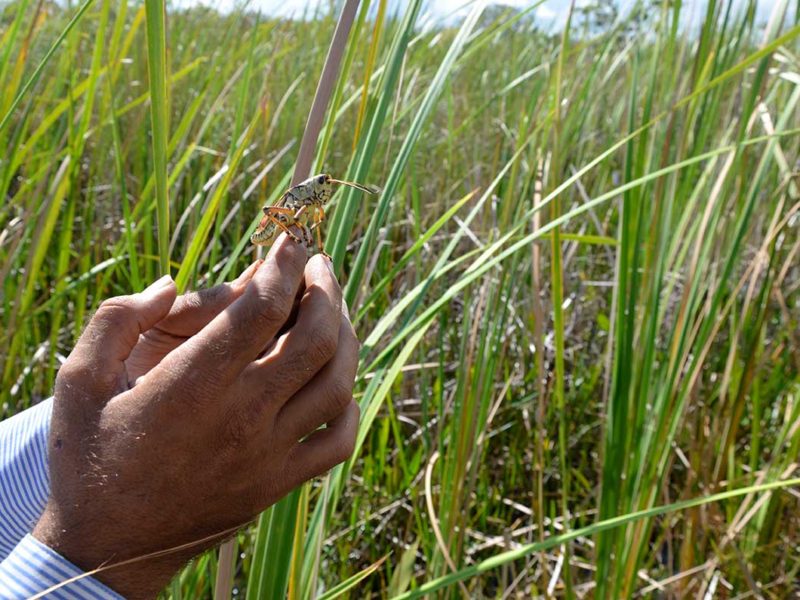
[144,274,173,292]
[141,275,174,300]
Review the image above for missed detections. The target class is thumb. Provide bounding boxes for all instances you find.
[58,276,177,400]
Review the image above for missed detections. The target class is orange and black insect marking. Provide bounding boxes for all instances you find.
[250,173,380,256]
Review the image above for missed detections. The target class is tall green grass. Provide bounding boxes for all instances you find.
[1,0,799,597]
[144,0,171,276]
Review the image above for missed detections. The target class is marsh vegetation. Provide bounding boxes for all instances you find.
[1,0,799,596]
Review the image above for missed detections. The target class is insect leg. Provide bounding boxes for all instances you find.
[255,204,291,232]
[260,207,304,243]
[287,205,315,248]
[311,206,331,259]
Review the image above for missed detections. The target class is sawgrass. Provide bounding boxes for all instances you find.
[1,0,799,597]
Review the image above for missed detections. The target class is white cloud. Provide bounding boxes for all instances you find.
[536,5,555,19]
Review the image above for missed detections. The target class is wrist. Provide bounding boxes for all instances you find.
[32,505,184,599]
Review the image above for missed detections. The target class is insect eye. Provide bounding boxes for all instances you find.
[317,175,326,184]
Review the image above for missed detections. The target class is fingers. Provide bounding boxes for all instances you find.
[282,401,359,488]
[174,235,307,377]
[123,262,263,384]
[59,275,177,401]
[152,260,261,338]
[239,253,343,403]
[275,312,359,443]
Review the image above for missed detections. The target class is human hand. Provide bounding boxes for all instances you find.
[33,236,360,599]
[123,260,261,382]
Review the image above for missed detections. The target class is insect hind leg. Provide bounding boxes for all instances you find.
[260,207,305,244]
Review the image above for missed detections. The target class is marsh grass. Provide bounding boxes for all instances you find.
[1,0,799,597]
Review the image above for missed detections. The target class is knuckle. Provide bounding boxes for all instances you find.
[251,285,293,327]
[179,291,204,312]
[97,296,136,316]
[181,365,217,394]
[325,379,352,415]
[334,432,356,463]
[256,303,291,332]
[221,411,252,453]
[94,297,137,330]
[306,280,340,311]
[344,328,361,357]
[345,322,360,346]
[55,359,91,392]
[306,326,338,366]
[55,358,119,398]
[340,314,360,349]
[55,359,83,382]
[197,283,234,307]
[277,361,312,393]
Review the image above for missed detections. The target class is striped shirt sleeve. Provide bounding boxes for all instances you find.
[0,535,122,599]
[0,400,123,598]
[0,399,52,559]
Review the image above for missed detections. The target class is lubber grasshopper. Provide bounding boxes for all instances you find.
[250,173,380,257]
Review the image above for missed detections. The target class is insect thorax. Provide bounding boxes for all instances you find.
[287,182,332,208]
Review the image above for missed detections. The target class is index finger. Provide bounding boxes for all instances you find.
[152,260,262,338]
[237,253,343,404]
[169,234,308,378]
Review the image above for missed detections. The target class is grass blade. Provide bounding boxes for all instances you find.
[144,0,170,276]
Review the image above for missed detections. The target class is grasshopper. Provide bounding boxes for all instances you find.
[250,173,380,256]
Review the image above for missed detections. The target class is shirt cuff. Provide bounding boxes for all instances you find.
[0,534,123,599]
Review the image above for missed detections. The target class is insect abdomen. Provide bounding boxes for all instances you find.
[250,224,278,246]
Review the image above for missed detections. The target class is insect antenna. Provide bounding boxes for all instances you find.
[329,178,381,194]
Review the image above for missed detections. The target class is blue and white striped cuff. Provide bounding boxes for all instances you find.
[0,534,123,599]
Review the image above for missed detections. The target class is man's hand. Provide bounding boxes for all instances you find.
[33,237,360,599]
[124,259,262,382]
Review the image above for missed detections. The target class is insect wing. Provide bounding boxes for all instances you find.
[273,188,294,208]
